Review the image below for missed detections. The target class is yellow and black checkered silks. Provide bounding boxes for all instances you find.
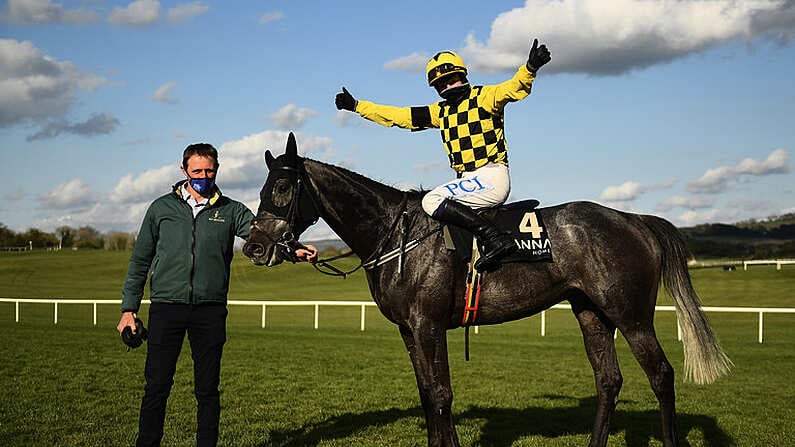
[353,65,536,173]
[438,86,507,172]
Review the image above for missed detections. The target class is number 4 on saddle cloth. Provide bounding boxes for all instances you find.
[443,199,553,265]
[442,199,554,327]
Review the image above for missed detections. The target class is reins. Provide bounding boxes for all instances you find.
[312,194,441,278]
[263,161,441,278]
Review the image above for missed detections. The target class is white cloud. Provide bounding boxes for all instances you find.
[675,208,741,227]
[2,0,98,25]
[387,0,795,76]
[166,2,208,23]
[259,11,283,24]
[655,196,715,212]
[384,52,430,73]
[735,148,790,175]
[44,131,337,232]
[152,82,178,104]
[687,149,790,194]
[109,164,179,203]
[269,104,317,130]
[0,39,108,128]
[599,181,645,202]
[106,130,335,206]
[672,199,778,227]
[599,179,676,206]
[27,112,119,141]
[219,130,335,190]
[109,0,160,26]
[35,201,152,233]
[39,178,96,209]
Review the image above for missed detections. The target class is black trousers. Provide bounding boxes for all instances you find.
[136,303,228,447]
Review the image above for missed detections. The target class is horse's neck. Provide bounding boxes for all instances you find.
[304,160,408,257]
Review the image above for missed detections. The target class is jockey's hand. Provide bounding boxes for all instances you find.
[335,87,357,111]
[295,244,318,263]
[526,38,551,73]
[117,311,137,335]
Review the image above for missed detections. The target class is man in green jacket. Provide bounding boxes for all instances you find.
[117,143,315,446]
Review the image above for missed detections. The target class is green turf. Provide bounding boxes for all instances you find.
[1,250,793,446]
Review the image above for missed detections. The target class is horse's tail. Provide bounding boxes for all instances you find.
[640,214,733,384]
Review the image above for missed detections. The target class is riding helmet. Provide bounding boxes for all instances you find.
[426,51,468,87]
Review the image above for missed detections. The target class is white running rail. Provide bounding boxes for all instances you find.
[1,298,793,343]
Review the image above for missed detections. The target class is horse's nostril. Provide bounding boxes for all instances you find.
[243,242,264,257]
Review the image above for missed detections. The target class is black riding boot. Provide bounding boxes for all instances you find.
[435,199,517,271]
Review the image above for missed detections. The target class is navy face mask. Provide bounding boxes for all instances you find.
[188,176,215,195]
[439,83,471,103]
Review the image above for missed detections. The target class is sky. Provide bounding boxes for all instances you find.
[2,0,795,242]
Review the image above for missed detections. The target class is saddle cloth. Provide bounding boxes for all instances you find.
[444,199,553,264]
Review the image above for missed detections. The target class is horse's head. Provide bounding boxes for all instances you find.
[242,132,320,266]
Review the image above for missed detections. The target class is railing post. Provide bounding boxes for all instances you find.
[758,311,764,344]
[261,304,266,328]
[314,304,319,329]
[54,302,58,325]
[93,303,97,326]
[360,304,366,331]
[541,310,546,336]
[15,300,19,323]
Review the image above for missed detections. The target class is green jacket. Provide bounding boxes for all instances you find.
[121,183,254,312]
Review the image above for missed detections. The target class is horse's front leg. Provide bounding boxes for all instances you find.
[400,324,460,447]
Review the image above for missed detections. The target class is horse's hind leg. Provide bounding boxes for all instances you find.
[571,297,622,447]
[621,324,678,447]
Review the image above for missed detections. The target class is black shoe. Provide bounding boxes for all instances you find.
[474,231,517,271]
[433,199,517,271]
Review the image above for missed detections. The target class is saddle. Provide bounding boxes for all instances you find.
[443,199,554,328]
[443,199,553,265]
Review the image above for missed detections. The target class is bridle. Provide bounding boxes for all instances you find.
[250,160,441,278]
[247,163,320,263]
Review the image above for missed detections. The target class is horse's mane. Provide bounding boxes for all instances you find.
[306,157,427,201]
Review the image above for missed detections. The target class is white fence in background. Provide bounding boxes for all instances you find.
[743,259,795,270]
[2,298,794,344]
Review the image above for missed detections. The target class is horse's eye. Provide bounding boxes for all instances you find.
[272,178,293,208]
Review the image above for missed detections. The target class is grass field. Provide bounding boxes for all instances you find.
[1,250,794,446]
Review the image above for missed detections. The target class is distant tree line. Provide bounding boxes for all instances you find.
[681,213,795,259]
[0,223,136,250]
[3,212,795,258]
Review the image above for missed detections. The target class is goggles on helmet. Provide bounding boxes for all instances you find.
[428,64,466,86]
[426,51,467,86]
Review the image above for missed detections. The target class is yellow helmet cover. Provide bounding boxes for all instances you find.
[426,51,467,86]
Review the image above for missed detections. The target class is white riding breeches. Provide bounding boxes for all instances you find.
[421,163,511,216]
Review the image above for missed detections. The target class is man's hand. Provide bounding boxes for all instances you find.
[335,87,357,111]
[526,38,551,73]
[295,244,319,263]
[117,311,137,335]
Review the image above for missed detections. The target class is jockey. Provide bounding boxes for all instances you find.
[336,38,551,271]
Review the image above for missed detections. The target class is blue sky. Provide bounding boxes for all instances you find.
[2,0,794,241]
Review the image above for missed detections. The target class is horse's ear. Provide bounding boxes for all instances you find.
[285,132,297,165]
[264,150,275,168]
